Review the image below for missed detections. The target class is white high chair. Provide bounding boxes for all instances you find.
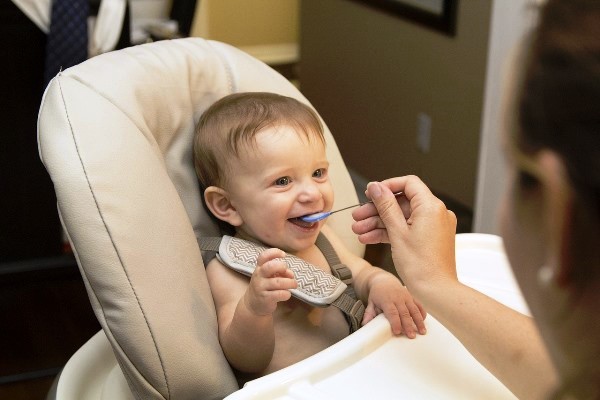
[38,38,528,400]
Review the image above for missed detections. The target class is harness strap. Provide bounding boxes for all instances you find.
[315,234,352,283]
[198,237,220,252]
[315,233,364,332]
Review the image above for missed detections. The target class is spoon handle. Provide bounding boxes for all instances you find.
[300,192,403,222]
[331,191,403,215]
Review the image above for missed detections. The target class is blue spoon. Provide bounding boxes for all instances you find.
[299,192,403,223]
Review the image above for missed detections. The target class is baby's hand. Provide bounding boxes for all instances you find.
[244,248,297,316]
[363,274,427,338]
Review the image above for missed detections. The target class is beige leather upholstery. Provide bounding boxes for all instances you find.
[38,38,363,399]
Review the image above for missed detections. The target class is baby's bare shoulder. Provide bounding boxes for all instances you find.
[206,258,248,303]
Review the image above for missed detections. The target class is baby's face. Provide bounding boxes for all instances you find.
[224,125,333,254]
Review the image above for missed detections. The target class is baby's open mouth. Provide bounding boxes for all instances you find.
[289,216,317,228]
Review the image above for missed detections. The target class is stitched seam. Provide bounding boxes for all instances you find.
[69,75,155,141]
[57,75,170,399]
[207,40,237,94]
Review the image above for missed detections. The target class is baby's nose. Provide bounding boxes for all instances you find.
[298,181,322,202]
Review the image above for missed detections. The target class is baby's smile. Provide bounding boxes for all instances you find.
[288,216,318,229]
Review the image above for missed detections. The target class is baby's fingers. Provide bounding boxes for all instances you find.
[408,301,427,336]
[380,305,402,335]
[258,259,290,278]
[361,302,378,326]
[397,305,418,339]
[261,260,297,290]
[267,289,293,303]
[263,274,297,291]
[257,249,291,279]
[257,248,286,267]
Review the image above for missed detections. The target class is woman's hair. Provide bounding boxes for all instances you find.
[517,0,600,286]
[516,0,600,397]
[193,92,325,188]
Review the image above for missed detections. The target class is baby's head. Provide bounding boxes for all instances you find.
[194,92,325,189]
[194,92,332,246]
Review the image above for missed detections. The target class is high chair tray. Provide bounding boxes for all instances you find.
[225,233,525,400]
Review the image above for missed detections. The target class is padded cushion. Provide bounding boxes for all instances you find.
[38,38,362,399]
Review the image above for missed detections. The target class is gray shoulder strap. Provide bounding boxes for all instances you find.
[199,236,221,252]
[315,233,364,332]
[198,236,221,267]
[315,233,353,283]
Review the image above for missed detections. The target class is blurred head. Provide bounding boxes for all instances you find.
[500,0,600,396]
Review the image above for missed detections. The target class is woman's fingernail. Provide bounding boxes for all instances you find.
[368,182,382,198]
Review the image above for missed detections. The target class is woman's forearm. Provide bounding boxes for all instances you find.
[415,279,558,400]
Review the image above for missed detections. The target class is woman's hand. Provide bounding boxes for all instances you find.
[351,176,458,292]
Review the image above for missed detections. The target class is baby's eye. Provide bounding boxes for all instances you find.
[275,177,290,186]
[313,168,325,178]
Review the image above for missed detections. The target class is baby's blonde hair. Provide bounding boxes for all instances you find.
[193,92,325,188]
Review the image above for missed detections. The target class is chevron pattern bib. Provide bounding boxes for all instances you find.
[217,235,347,306]
[198,234,365,332]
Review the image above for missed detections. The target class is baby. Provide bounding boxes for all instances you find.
[193,92,426,384]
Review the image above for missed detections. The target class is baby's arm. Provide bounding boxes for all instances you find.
[206,248,297,373]
[321,225,427,338]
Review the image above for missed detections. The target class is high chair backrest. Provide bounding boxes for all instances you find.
[37,38,363,399]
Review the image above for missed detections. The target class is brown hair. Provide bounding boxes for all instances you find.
[517,0,600,285]
[516,0,600,397]
[193,92,325,188]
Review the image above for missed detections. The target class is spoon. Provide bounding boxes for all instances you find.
[299,192,403,223]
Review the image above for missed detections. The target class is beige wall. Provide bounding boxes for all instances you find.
[300,0,492,208]
[190,0,299,47]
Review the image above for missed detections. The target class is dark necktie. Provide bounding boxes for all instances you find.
[44,0,89,87]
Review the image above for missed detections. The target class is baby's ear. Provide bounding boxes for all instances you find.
[204,186,243,227]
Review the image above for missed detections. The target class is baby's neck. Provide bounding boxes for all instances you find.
[233,230,317,257]
[233,231,263,246]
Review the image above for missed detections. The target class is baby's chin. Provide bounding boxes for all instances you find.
[236,223,320,252]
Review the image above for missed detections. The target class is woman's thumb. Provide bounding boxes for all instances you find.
[366,182,406,233]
